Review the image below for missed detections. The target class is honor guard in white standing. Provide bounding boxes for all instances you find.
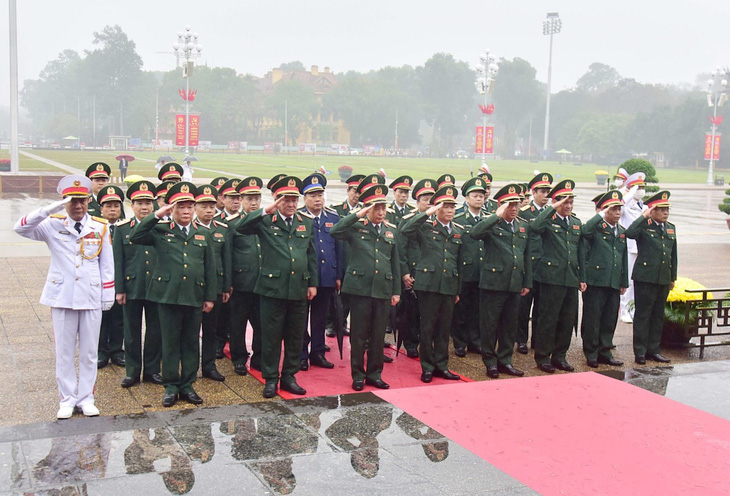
[14,174,115,419]
[618,172,647,322]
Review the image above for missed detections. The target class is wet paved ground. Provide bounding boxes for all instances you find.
[1,180,729,494]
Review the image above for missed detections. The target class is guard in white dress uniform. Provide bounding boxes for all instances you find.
[14,175,115,419]
[618,172,647,322]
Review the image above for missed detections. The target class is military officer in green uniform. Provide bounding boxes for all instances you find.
[130,182,217,407]
[386,175,415,225]
[331,182,400,391]
[157,163,183,183]
[451,177,488,357]
[227,177,263,373]
[470,184,531,378]
[85,162,112,218]
[530,179,586,373]
[516,172,553,354]
[211,176,229,215]
[194,184,231,382]
[97,185,126,369]
[266,173,287,195]
[478,172,498,214]
[236,176,318,398]
[400,185,463,383]
[113,180,163,388]
[580,190,628,368]
[625,191,677,364]
[156,181,174,212]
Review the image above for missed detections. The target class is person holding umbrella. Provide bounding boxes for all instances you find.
[182,156,197,182]
[117,154,133,181]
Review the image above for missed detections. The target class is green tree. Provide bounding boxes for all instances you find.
[575,63,621,93]
[267,80,318,145]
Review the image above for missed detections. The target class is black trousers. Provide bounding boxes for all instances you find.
[200,294,222,373]
[451,281,480,350]
[348,294,390,381]
[479,290,519,367]
[99,301,124,361]
[230,290,261,368]
[534,282,577,365]
[517,282,540,346]
[123,299,161,379]
[302,287,334,360]
[580,286,620,361]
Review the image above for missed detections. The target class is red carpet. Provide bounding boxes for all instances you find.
[375,373,730,496]
[246,335,471,399]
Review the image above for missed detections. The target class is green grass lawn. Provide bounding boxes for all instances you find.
[5,148,723,184]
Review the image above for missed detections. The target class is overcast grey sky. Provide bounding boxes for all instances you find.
[1,0,729,106]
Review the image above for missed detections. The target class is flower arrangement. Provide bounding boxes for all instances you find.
[594,170,609,185]
[661,277,713,345]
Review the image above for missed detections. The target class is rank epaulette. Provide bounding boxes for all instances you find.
[520,205,531,211]
[158,219,171,224]
[324,206,338,215]
[299,210,314,219]
[50,214,66,219]
[453,222,464,229]
[116,218,132,226]
[195,221,210,230]
[384,221,396,228]
[226,212,240,222]
[358,217,368,223]
[386,207,395,213]
[401,212,417,221]
[92,216,108,224]
[213,219,228,228]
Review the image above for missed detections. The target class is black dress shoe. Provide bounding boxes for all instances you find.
[586,359,599,368]
[352,380,364,391]
[121,376,140,388]
[310,354,334,369]
[299,360,309,371]
[434,369,460,380]
[383,355,393,363]
[143,373,163,385]
[111,355,126,367]
[635,355,647,365]
[263,382,277,398]
[162,393,177,407]
[454,347,466,358]
[516,343,529,355]
[234,364,248,376]
[365,378,390,389]
[203,369,225,381]
[386,326,393,334]
[646,353,671,363]
[421,372,433,383]
[598,357,624,366]
[406,348,419,358]
[215,347,225,359]
[180,391,203,404]
[552,361,575,372]
[538,363,556,373]
[498,364,525,376]
[486,366,499,378]
[281,381,306,395]
[468,346,483,355]
[97,358,109,369]
[325,328,336,337]
[324,344,331,352]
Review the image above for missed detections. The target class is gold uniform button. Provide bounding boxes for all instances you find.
[375,270,379,274]
[423,269,428,272]
[321,260,325,264]
[146,271,150,275]
[183,276,187,280]
[292,259,296,262]
[184,264,188,268]
[145,250,149,255]
[184,253,187,257]
[184,242,188,246]
[158,277,162,281]
[291,271,295,275]
[492,268,496,272]
[269,274,273,278]
[126,276,130,280]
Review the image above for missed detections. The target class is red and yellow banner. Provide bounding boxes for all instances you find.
[475,126,484,154]
[175,114,186,146]
[174,114,201,147]
[705,133,721,160]
[189,115,200,147]
[485,126,494,154]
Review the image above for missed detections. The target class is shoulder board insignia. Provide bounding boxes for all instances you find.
[401,212,417,220]
[213,220,228,228]
[116,218,132,226]
[226,213,240,221]
[158,220,171,224]
[515,217,524,223]
[358,218,367,223]
[520,205,531,211]
[299,210,314,219]
[324,206,338,215]
[384,221,396,228]
[92,216,108,224]
[406,203,415,208]
[453,222,464,229]
[386,207,395,213]
[195,222,210,230]
[50,214,66,219]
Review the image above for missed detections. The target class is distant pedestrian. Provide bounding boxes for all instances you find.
[118,157,129,181]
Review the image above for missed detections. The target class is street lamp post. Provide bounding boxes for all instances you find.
[542,12,561,160]
[475,50,498,166]
[172,26,203,157]
[706,67,727,186]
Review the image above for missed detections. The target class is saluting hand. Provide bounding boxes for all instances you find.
[642,204,656,219]
[155,202,174,219]
[495,202,509,219]
[264,195,285,215]
[356,204,374,218]
[552,196,569,209]
[425,203,443,217]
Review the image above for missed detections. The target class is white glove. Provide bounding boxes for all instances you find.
[41,198,71,217]
[101,301,114,311]
[627,184,640,201]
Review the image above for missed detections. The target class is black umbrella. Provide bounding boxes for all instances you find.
[395,289,418,356]
[332,290,346,359]
[157,155,175,162]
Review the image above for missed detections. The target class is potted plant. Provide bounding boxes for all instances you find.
[594,170,609,185]
[661,277,713,347]
[338,165,353,182]
[718,188,730,230]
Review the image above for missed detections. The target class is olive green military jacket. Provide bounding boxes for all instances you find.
[400,212,463,296]
[195,218,232,296]
[581,213,629,290]
[530,206,586,288]
[113,217,157,301]
[519,202,547,263]
[386,201,415,226]
[236,209,318,300]
[470,214,532,293]
[625,216,678,285]
[330,201,361,271]
[129,215,218,307]
[397,212,420,278]
[452,209,485,283]
[330,212,401,299]
[225,213,261,292]
[480,198,498,216]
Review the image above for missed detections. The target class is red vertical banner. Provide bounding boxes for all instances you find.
[485,126,494,154]
[188,114,200,147]
[475,126,484,154]
[175,114,186,146]
[705,133,721,160]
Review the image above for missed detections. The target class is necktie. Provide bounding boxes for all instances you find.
[182,226,188,236]
[74,221,82,234]
[509,222,514,233]
[314,216,320,229]
[110,224,116,237]
[659,224,664,235]
[286,218,292,228]
[447,224,451,235]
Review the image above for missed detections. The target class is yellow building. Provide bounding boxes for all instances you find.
[255,65,351,147]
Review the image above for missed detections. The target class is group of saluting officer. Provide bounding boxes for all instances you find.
[14,161,678,419]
